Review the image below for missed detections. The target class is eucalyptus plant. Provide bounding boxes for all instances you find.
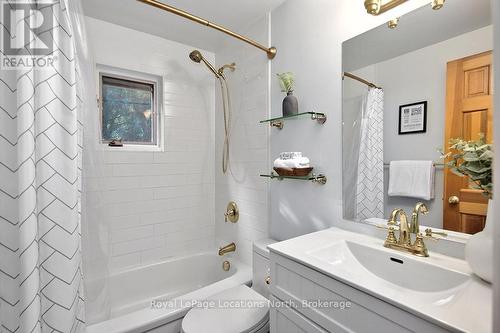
[276,72,295,94]
[441,134,493,198]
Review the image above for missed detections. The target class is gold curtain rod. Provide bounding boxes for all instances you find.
[343,72,381,89]
[137,0,277,59]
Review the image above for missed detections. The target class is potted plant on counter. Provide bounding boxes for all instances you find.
[441,134,493,282]
[277,72,298,117]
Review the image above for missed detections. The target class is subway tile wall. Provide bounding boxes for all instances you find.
[83,17,216,277]
[214,14,271,265]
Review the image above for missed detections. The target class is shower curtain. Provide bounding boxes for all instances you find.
[354,88,384,220]
[0,1,86,332]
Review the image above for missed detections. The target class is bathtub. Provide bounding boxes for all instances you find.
[85,252,251,333]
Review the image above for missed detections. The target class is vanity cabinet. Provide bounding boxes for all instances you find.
[270,296,327,333]
[269,252,451,333]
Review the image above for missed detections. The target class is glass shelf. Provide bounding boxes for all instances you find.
[260,172,327,185]
[259,112,327,129]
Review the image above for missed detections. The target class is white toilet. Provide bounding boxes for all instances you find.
[181,239,276,333]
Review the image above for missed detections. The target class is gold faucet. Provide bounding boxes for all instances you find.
[384,208,429,257]
[218,242,236,256]
[410,202,429,234]
[388,208,411,246]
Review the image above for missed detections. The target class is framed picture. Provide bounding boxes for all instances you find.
[398,101,427,134]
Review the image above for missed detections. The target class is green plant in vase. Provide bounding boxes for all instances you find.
[276,72,298,117]
[440,134,493,198]
[442,134,495,283]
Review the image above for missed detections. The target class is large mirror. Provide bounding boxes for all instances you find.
[342,0,493,234]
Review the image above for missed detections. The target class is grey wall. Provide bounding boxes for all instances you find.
[269,0,431,240]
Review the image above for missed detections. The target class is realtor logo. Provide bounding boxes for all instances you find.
[1,0,56,68]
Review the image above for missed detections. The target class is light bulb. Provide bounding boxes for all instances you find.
[431,0,445,10]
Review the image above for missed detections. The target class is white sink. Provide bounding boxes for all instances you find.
[308,240,469,292]
[269,227,491,333]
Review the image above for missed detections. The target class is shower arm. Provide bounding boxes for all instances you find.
[201,58,221,79]
[137,0,277,59]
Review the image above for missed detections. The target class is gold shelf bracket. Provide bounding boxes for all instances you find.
[311,174,328,185]
[270,120,284,129]
[261,112,327,129]
[260,172,327,185]
[311,112,327,124]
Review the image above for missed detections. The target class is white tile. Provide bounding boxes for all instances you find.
[103,152,154,164]
[153,185,202,200]
[153,221,184,235]
[100,189,154,204]
[112,236,164,256]
[110,252,141,271]
[111,225,155,243]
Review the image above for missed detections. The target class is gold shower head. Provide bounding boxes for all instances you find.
[189,50,220,78]
[189,50,203,63]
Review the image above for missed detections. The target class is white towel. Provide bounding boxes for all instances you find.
[388,160,435,200]
[273,157,310,169]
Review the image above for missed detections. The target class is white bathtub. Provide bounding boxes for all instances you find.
[85,252,251,333]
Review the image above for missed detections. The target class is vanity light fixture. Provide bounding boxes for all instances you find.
[387,17,399,29]
[364,0,408,16]
[364,0,445,16]
[431,0,445,10]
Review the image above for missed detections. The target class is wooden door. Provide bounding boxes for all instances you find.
[444,51,493,234]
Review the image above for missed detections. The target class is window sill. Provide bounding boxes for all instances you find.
[102,144,163,152]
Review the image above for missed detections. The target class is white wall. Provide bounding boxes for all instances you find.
[214,15,271,265]
[269,0,443,240]
[344,26,493,228]
[492,0,500,330]
[83,17,216,278]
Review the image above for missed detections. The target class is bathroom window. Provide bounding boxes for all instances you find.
[99,67,162,150]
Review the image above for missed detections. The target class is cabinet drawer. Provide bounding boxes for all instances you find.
[270,252,449,333]
[270,296,327,333]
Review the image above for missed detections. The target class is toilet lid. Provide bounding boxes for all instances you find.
[182,285,269,333]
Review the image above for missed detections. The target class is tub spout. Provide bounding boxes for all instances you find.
[218,242,236,256]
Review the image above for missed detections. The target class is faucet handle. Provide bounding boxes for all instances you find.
[413,233,429,257]
[384,226,398,245]
[424,228,447,240]
[376,223,399,230]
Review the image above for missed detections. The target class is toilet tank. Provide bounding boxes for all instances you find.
[252,238,276,298]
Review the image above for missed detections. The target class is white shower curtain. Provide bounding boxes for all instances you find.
[355,88,384,220]
[0,1,85,332]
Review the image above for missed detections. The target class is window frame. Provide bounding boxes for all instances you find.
[97,65,164,152]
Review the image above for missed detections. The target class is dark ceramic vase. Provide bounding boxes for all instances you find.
[282,91,298,117]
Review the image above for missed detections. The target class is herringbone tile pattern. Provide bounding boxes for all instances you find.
[355,88,384,220]
[0,1,84,332]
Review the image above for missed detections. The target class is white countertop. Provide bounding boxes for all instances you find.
[268,227,492,333]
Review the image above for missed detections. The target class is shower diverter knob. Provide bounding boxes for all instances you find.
[224,201,239,223]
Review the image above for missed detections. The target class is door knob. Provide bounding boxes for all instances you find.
[448,196,460,204]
